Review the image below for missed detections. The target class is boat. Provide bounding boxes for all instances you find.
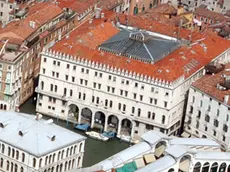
[117,134,140,144]
[85,131,109,142]
[74,123,90,131]
[102,131,116,139]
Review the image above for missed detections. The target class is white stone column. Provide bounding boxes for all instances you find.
[104,115,108,132]
[78,108,82,124]
[91,113,95,128]
[117,119,122,135]
[131,121,135,138]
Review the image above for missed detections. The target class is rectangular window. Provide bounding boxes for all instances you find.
[70,89,73,97]
[93,82,96,88]
[86,69,89,74]
[85,80,88,86]
[125,91,128,97]
[107,86,110,92]
[57,61,60,66]
[72,77,75,82]
[66,64,70,69]
[98,84,101,90]
[56,73,59,78]
[135,82,138,87]
[80,79,83,85]
[65,75,68,81]
[112,87,115,93]
[108,75,112,80]
[53,60,56,65]
[73,66,76,70]
[92,96,95,103]
[140,95,143,101]
[150,98,153,104]
[42,68,46,74]
[120,90,123,96]
[95,72,98,76]
[99,73,102,78]
[81,68,84,73]
[43,58,47,62]
[83,93,86,100]
[164,102,167,108]
[133,93,137,99]
[52,71,55,77]
[154,99,157,105]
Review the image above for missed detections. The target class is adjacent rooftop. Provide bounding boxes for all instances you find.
[0,112,85,157]
[192,63,230,106]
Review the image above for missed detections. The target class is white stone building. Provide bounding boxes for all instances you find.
[0,111,86,172]
[80,130,230,172]
[180,0,230,12]
[35,13,230,139]
[183,63,230,151]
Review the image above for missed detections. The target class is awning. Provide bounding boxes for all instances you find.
[181,132,191,138]
[154,145,165,158]
[144,153,156,164]
[116,161,137,172]
[134,158,145,169]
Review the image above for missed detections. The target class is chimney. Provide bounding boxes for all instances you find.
[89,18,93,24]
[224,95,229,104]
[101,12,105,18]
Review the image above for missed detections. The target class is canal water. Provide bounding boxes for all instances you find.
[19,98,129,167]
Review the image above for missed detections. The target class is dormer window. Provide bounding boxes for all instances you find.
[51,135,56,141]
[0,123,4,128]
[18,131,23,136]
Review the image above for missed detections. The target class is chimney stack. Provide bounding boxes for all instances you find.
[224,94,229,104]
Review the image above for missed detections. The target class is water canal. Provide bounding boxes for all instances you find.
[19,98,129,167]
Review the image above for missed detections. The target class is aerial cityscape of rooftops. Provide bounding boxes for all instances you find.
[1,0,230,171]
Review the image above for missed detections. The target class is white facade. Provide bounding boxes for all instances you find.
[184,86,230,151]
[0,112,86,172]
[180,0,230,12]
[0,0,18,25]
[35,45,230,139]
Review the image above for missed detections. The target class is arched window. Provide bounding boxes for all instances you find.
[77,157,81,167]
[51,167,54,172]
[132,107,135,114]
[14,164,18,172]
[70,147,73,156]
[1,144,4,154]
[11,162,13,172]
[52,154,56,163]
[60,164,63,172]
[3,105,6,110]
[57,151,61,160]
[39,158,42,168]
[12,149,15,158]
[49,155,52,164]
[205,115,210,122]
[56,165,59,172]
[137,108,141,117]
[79,143,83,152]
[61,150,64,159]
[33,158,36,168]
[68,160,71,170]
[6,161,9,170]
[0,158,3,168]
[223,124,228,132]
[214,119,219,127]
[152,113,155,120]
[16,151,19,160]
[73,145,77,154]
[8,147,11,156]
[162,115,165,124]
[66,148,69,157]
[41,81,44,90]
[72,159,75,169]
[45,156,48,165]
[148,111,151,118]
[22,153,25,162]
[64,161,68,171]
[20,167,24,172]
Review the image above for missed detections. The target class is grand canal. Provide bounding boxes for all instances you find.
[19,98,129,167]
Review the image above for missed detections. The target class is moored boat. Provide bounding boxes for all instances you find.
[86,131,109,142]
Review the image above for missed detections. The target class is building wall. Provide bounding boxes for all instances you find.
[184,87,230,151]
[35,47,230,138]
[0,0,16,25]
[0,139,85,172]
[129,0,160,15]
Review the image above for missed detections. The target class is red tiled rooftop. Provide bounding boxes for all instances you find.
[0,2,63,44]
[50,13,230,83]
[149,3,177,15]
[195,7,227,22]
[192,63,230,105]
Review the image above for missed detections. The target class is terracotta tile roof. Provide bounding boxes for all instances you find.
[56,0,95,14]
[192,63,230,105]
[0,2,63,44]
[194,7,227,22]
[149,3,177,15]
[50,12,230,83]
[97,0,122,10]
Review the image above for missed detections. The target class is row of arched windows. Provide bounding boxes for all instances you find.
[43,158,80,172]
[0,144,25,163]
[193,162,230,172]
[38,143,83,168]
[0,158,24,172]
